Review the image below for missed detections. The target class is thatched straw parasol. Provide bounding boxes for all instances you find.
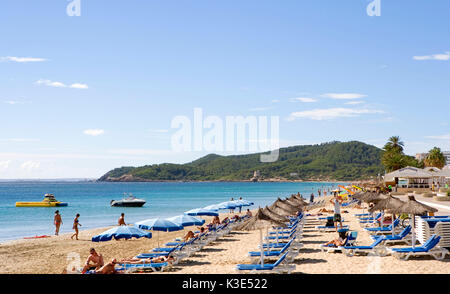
[368,195,406,236]
[368,195,405,214]
[288,195,308,206]
[284,198,304,210]
[267,203,295,217]
[235,207,288,266]
[388,195,438,248]
[236,207,287,231]
[361,192,388,204]
[277,198,301,211]
[264,206,290,222]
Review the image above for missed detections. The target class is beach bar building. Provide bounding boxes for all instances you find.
[384,167,433,193]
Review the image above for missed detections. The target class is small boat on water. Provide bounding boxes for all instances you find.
[16,194,68,207]
[110,193,146,207]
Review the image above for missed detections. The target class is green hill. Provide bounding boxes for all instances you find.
[98,141,384,182]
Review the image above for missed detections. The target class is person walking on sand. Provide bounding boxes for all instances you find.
[230,197,235,214]
[238,197,243,213]
[54,210,62,236]
[118,213,126,226]
[330,193,343,231]
[71,213,81,240]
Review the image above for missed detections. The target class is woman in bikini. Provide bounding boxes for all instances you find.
[54,210,62,236]
[71,213,81,240]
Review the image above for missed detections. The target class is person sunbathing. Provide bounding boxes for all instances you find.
[194,227,206,238]
[324,231,348,247]
[81,248,104,273]
[318,208,333,213]
[94,258,118,274]
[183,230,195,242]
[119,256,175,265]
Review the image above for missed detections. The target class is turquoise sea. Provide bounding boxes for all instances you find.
[0,181,348,243]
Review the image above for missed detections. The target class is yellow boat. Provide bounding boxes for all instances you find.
[16,194,68,207]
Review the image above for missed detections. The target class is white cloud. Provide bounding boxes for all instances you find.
[413,52,450,61]
[287,108,384,121]
[0,160,11,169]
[69,83,89,89]
[290,97,317,103]
[271,99,280,103]
[321,93,367,100]
[21,161,40,171]
[83,129,105,136]
[1,56,47,63]
[426,134,450,140]
[4,100,25,105]
[345,101,365,105]
[35,79,88,89]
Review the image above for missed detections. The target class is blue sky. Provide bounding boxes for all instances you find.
[0,0,449,178]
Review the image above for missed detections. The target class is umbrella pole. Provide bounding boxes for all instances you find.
[412,214,416,248]
[259,229,264,266]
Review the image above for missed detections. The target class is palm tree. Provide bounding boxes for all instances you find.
[383,136,404,153]
[424,147,446,169]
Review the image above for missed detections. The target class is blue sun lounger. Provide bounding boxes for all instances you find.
[319,231,358,253]
[341,236,386,256]
[249,239,299,263]
[364,218,400,235]
[116,261,171,273]
[236,252,295,274]
[387,234,449,261]
[370,225,412,245]
[265,229,299,241]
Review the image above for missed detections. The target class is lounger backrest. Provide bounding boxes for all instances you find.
[421,234,437,249]
[392,218,400,227]
[371,237,384,247]
[348,231,358,241]
[399,226,411,238]
[280,239,294,253]
[273,252,288,267]
[424,235,440,250]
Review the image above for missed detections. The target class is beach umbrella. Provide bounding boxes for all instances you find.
[135,218,184,247]
[264,205,291,221]
[284,198,304,210]
[389,195,438,248]
[91,225,152,242]
[273,198,299,214]
[202,204,222,211]
[368,195,405,236]
[184,208,219,217]
[217,201,240,210]
[287,195,306,207]
[236,207,287,231]
[166,214,205,227]
[290,195,308,206]
[235,207,288,266]
[232,199,254,207]
[268,202,296,217]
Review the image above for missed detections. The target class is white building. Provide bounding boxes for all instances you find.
[444,151,450,165]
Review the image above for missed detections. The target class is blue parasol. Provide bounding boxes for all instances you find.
[166,214,205,227]
[91,225,152,242]
[185,208,219,216]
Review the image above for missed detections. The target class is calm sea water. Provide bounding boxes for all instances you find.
[0,181,348,243]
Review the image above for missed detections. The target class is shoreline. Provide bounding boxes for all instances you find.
[2,200,450,274]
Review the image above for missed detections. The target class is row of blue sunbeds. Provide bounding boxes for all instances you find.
[235,213,305,274]
[115,215,251,273]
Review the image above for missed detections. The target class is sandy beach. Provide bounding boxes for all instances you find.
[1,198,449,274]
